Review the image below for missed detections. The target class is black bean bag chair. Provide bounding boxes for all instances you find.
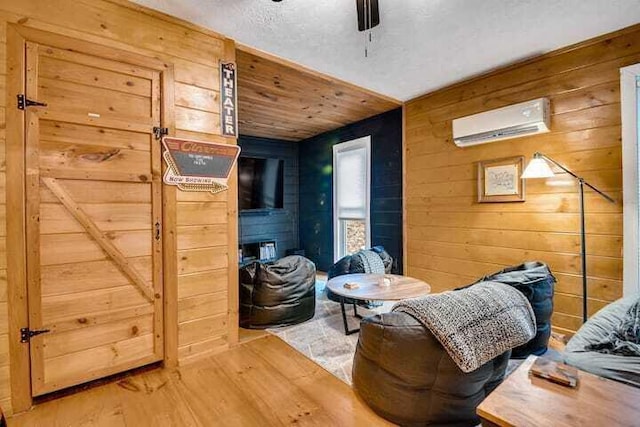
[326,246,393,303]
[239,255,316,329]
[564,296,640,388]
[353,311,510,427]
[471,261,555,358]
[328,246,393,279]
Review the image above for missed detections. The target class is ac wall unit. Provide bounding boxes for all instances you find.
[452,97,550,147]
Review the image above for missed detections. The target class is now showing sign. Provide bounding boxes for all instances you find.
[220,61,238,137]
[162,137,240,194]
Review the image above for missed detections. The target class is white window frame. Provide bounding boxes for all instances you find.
[621,63,640,297]
[333,136,371,261]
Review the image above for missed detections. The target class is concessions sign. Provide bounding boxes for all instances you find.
[220,61,238,137]
[162,137,240,194]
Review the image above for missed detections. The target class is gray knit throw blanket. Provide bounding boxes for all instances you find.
[393,281,536,373]
[354,250,386,274]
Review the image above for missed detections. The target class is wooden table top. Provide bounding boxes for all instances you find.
[477,356,640,427]
[326,273,431,301]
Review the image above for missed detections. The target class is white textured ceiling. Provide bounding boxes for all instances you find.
[133,0,640,101]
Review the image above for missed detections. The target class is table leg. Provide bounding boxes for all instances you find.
[353,302,363,319]
[340,296,360,335]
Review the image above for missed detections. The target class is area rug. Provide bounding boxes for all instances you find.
[267,280,393,384]
[268,280,536,384]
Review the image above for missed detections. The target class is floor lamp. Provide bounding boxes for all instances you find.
[521,152,616,323]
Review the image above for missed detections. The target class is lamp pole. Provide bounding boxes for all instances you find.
[578,178,587,323]
[531,153,615,323]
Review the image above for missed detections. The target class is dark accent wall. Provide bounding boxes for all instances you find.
[299,108,403,272]
[238,136,299,259]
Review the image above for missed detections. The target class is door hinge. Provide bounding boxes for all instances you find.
[153,127,168,140]
[17,94,47,110]
[20,327,51,343]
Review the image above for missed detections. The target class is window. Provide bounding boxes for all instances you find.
[333,136,371,261]
[622,63,640,296]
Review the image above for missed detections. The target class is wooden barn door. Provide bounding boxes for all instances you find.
[22,41,165,396]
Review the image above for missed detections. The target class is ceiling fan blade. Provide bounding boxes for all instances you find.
[356,0,380,32]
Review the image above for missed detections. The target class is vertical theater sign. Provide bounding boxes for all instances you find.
[220,61,238,137]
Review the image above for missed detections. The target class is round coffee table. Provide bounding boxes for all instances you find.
[326,273,431,335]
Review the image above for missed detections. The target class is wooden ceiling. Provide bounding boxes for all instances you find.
[237,45,402,141]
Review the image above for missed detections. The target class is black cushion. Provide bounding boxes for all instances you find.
[239,255,316,329]
[353,312,510,426]
[471,261,555,358]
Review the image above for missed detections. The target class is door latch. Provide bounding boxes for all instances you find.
[155,222,161,241]
[20,327,51,343]
[17,94,48,110]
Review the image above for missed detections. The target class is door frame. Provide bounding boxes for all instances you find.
[6,24,178,412]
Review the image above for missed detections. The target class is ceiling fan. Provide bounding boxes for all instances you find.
[357,0,380,57]
[273,0,381,57]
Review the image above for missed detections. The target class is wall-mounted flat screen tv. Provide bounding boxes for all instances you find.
[238,157,284,210]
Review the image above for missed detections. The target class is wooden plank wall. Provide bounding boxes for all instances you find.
[404,25,640,335]
[0,0,237,414]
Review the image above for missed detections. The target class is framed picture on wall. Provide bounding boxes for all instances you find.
[477,156,525,203]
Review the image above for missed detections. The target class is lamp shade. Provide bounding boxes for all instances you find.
[521,157,555,179]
